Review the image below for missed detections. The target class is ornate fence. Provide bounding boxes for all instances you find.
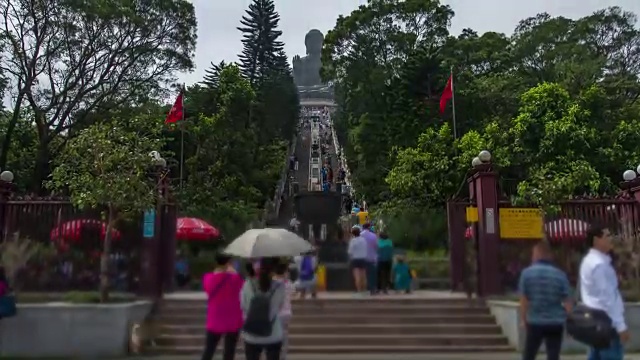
[0,196,175,293]
[447,156,640,296]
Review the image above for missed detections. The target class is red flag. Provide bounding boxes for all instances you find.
[165,91,184,124]
[439,75,453,114]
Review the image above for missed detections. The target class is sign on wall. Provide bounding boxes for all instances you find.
[143,209,155,238]
[466,207,478,222]
[499,208,543,239]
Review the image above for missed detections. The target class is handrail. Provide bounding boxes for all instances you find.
[329,114,353,195]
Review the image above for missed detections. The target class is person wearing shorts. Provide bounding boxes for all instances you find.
[348,226,368,294]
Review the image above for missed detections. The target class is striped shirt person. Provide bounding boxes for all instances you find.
[518,241,572,360]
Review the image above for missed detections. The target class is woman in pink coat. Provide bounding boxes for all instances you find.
[201,254,245,360]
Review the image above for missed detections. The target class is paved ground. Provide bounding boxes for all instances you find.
[129,353,640,360]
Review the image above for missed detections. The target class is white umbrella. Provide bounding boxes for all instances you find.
[224,228,314,258]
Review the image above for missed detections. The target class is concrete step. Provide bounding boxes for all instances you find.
[162,298,476,307]
[157,314,497,326]
[160,305,489,316]
[155,334,509,347]
[147,345,514,354]
[159,323,503,336]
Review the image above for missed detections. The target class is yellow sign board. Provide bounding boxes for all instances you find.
[499,208,543,239]
[316,264,326,292]
[466,207,478,222]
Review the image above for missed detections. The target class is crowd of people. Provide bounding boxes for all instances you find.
[201,252,318,360]
[346,223,412,296]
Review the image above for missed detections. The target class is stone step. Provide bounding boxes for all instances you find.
[148,344,514,354]
[160,305,489,316]
[157,314,496,326]
[162,298,475,307]
[159,323,503,336]
[156,334,509,347]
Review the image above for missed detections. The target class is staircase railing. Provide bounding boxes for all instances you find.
[261,133,298,225]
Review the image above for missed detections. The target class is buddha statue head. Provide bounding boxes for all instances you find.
[305,29,324,57]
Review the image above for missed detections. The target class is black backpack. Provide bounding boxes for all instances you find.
[566,304,614,349]
[243,281,278,337]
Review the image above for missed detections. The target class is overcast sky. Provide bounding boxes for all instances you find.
[2,0,639,107]
[180,0,640,86]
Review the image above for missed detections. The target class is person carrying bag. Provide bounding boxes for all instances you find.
[567,225,627,360]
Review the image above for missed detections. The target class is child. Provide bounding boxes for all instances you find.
[295,252,318,299]
[392,256,411,294]
[274,262,294,360]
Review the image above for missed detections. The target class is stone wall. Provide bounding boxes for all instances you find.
[0,301,152,357]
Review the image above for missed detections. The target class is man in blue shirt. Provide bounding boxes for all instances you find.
[518,241,572,360]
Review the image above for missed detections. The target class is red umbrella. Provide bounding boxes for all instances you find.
[50,219,122,243]
[176,217,220,241]
[545,218,589,242]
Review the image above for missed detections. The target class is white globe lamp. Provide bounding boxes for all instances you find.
[0,170,13,182]
[478,150,491,163]
[471,157,482,167]
[623,169,637,181]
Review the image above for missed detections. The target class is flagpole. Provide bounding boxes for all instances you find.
[450,66,457,140]
[179,83,185,190]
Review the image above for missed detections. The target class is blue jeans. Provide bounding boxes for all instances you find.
[366,261,377,293]
[588,334,623,360]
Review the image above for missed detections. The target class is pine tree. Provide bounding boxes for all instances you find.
[237,0,284,85]
[202,61,229,88]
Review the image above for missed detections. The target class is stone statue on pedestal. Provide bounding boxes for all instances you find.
[293,29,324,87]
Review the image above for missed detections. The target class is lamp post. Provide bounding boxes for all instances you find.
[140,152,170,297]
[0,169,13,243]
[623,169,637,182]
[471,150,492,172]
[0,169,14,197]
[467,149,500,296]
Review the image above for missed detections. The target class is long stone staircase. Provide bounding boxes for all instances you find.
[150,293,512,355]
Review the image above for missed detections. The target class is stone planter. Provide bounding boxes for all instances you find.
[488,300,640,352]
[0,300,152,357]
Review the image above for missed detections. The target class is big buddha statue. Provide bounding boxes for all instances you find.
[293,29,324,87]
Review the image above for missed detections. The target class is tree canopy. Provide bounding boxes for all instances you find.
[322,0,640,248]
[0,0,299,241]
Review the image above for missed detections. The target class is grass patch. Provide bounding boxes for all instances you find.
[15,291,138,304]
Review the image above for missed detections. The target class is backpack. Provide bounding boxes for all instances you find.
[243,281,278,337]
[299,256,315,281]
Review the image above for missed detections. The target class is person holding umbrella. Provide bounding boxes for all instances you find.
[240,258,285,360]
[223,228,315,360]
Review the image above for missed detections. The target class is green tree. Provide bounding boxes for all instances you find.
[0,0,197,192]
[48,116,166,302]
[202,61,230,89]
[237,0,285,85]
[325,3,640,249]
[178,65,290,239]
[321,0,455,203]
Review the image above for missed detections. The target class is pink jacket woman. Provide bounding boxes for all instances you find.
[203,270,244,333]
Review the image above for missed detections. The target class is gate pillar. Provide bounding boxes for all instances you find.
[468,155,501,296]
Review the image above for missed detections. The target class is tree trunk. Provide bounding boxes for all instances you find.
[31,141,51,194]
[99,205,116,303]
[0,94,25,169]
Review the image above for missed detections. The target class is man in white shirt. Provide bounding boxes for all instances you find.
[579,225,627,359]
